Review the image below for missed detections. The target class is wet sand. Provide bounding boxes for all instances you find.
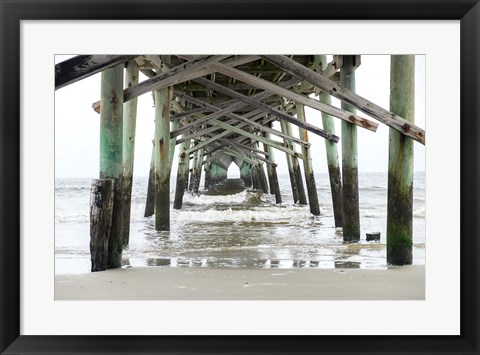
[55,265,424,300]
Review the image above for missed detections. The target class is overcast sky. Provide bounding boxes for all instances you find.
[55,55,425,178]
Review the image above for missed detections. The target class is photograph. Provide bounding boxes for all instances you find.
[54,54,426,301]
[2,1,479,353]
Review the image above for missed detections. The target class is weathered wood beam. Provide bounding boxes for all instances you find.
[174,94,310,148]
[222,147,260,166]
[194,77,339,142]
[92,55,259,110]
[219,137,269,157]
[180,57,378,133]
[175,110,267,145]
[262,55,425,144]
[170,77,303,138]
[56,55,135,90]
[206,118,302,159]
[123,55,230,102]
[220,141,276,167]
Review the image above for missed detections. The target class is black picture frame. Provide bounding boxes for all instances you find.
[1,1,479,354]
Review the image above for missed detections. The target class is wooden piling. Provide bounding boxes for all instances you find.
[90,179,114,272]
[144,144,155,217]
[340,55,360,242]
[284,120,307,205]
[99,64,124,269]
[387,55,415,265]
[315,55,343,226]
[154,86,172,231]
[193,147,204,193]
[122,60,139,246]
[257,163,270,194]
[280,120,300,203]
[204,161,212,189]
[173,138,190,209]
[295,103,320,216]
[262,125,282,203]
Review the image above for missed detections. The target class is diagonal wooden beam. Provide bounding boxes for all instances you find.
[193,77,340,142]
[222,147,260,166]
[174,94,310,148]
[55,55,136,90]
[220,138,268,156]
[92,55,260,110]
[262,55,425,144]
[123,55,230,102]
[170,77,302,138]
[175,109,267,145]
[180,56,379,133]
[209,118,302,159]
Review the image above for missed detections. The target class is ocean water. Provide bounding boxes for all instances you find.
[55,172,425,274]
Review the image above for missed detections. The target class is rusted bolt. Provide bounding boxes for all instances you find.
[109,96,118,103]
[402,123,411,132]
[349,115,356,122]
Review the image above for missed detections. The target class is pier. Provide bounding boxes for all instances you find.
[55,55,424,272]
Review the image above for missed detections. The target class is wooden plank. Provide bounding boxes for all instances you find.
[181,57,378,133]
[262,55,425,144]
[55,55,135,90]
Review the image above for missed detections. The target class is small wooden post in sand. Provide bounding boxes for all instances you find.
[90,179,114,272]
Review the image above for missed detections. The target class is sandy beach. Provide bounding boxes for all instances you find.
[55,265,425,300]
